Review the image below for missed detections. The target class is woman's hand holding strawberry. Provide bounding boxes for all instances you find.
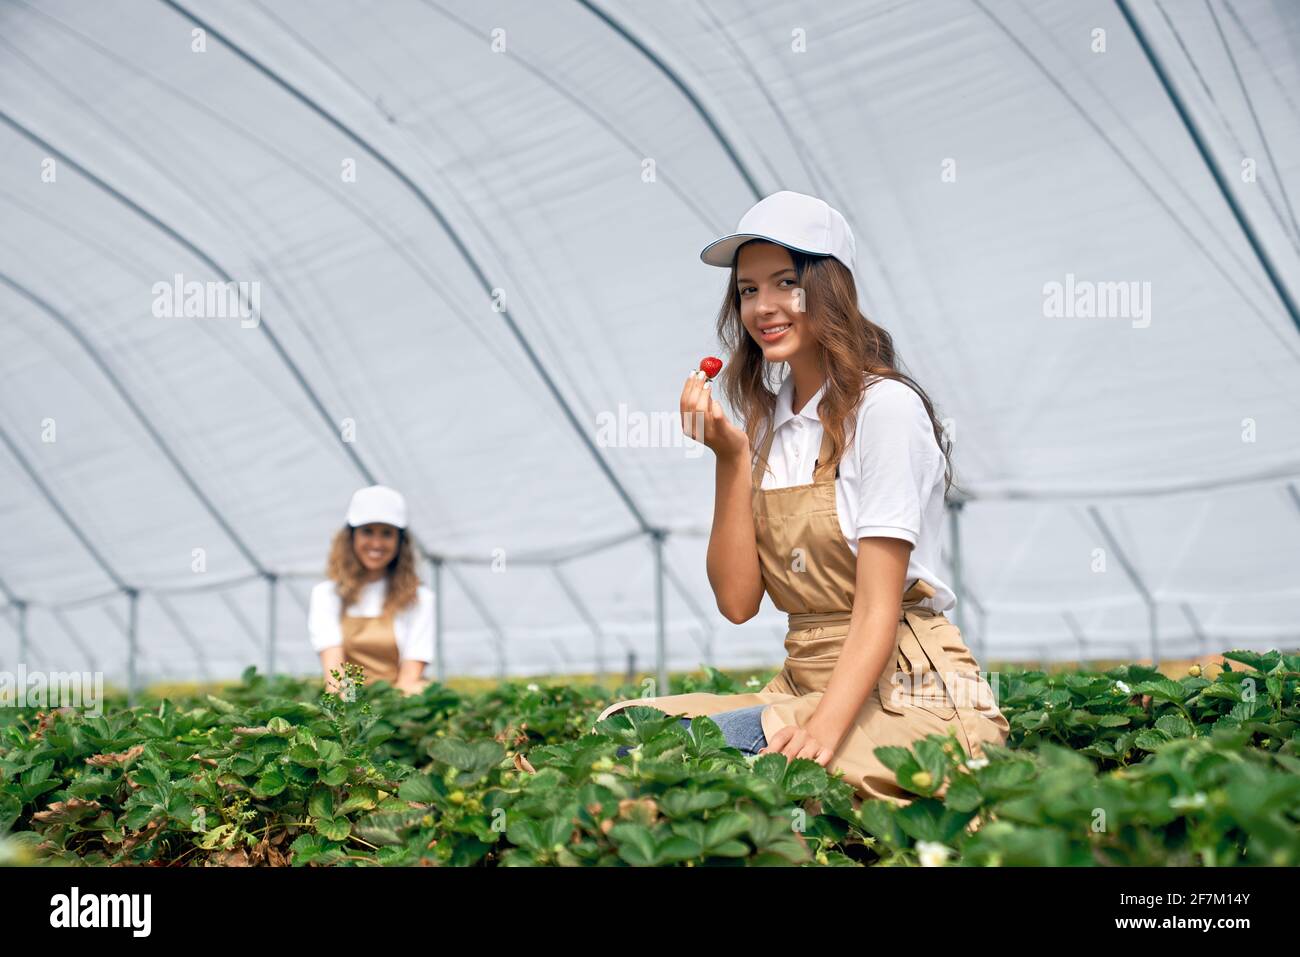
[681,357,748,460]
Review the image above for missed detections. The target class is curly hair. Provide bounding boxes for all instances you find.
[714,241,959,500]
[325,525,421,619]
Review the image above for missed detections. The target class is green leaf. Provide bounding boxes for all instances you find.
[943,774,983,813]
[658,789,729,818]
[252,769,286,798]
[286,744,320,768]
[307,788,335,820]
[610,823,659,866]
[783,759,828,799]
[704,810,749,849]
[397,774,440,804]
[1133,729,1171,751]
[1154,714,1194,739]
[873,746,917,774]
[859,801,906,848]
[506,819,545,852]
[315,816,351,842]
[750,753,788,783]
[315,739,344,767]
[1134,677,1188,703]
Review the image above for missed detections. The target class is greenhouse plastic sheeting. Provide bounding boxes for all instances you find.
[0,0,1298,683]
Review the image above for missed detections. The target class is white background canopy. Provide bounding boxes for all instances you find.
[1,0,1298,692]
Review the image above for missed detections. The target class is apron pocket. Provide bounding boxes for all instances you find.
[887,616,958,719]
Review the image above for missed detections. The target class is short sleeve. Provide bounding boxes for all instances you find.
[307,581,343,652]
[854,380,941,546]
[396,586,435,663]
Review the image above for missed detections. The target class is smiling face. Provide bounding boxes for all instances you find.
[735,241,811,364]
[352,523,400,576]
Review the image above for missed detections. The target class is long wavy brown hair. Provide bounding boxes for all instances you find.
[325,526,422,618]
[715,240,958,498]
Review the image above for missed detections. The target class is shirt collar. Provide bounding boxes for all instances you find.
[773,373,827,431]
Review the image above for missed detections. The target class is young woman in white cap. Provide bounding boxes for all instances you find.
[308,485,434,696]
[598,190,1009,807]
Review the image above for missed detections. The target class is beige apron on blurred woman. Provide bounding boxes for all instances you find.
[596,425,1009,807]
[341,610,402,686]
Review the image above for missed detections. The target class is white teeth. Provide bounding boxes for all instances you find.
[763,325,790,334]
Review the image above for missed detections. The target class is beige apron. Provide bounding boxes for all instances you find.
[341,610,401,686]
[595,423,1009,807]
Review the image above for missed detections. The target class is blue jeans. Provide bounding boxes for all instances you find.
[615,704,768,756]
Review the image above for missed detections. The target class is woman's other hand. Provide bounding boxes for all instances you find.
[394,677,430,697]
[760,720,837,767]
[680,370,748,460]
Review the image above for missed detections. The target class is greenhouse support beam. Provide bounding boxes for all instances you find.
[1115,0,1300,336]
[551,565,609,685]
[50,609,99,674]
[946,498,970,661]
[662,562,714,664]
[448,564,507,678]
[430,558,445,682]
[1087,506,1159,665]
[1180,602,1209,657]
[1061,610,1089,669]
[159,1,656,535]
[265,574,278,679]
[651,530,669,697]
[16,600,28,666]
[219,591,266,657]
[126,589,139,707]
[151,595,210,682]
[0,272,270,577]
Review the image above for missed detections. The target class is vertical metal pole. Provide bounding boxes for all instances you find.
[946,498,970,654]
[652,530,668,696]
[431,557,445,682]
[17,600,28,665]
[126,588,139,706]
[265,573,278,679]
[1149,602,1159,669]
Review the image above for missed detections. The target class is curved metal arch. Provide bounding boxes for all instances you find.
[0,271,268,575]
[1116,0,1300,335]
[0,108,378,489]
[159,0,654,535]
[0,422,127,590]
[575,0,764,200]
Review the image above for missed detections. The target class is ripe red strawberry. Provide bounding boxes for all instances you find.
[699,356,723,379]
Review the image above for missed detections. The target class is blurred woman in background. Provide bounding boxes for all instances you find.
[308,485,433,696]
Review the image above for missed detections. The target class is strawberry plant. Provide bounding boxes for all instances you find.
[0,649,1294,866]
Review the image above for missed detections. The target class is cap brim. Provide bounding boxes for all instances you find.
[699,233,771,267]
[699,233,836,267]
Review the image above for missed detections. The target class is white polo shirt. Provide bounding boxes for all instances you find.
[308,578,435,662]
[755,372,956,613]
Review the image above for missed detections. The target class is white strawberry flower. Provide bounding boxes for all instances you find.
[1169,791,1207,811]
[526,683,540,692]
[746,677,761,688]
[1115,680,1131,694]
[965,756,989,770]
[916,841,952,867]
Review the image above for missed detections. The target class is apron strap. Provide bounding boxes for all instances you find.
[753,419,841,487]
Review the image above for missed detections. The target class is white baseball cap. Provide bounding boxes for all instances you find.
[346,485,408,529]
[700,190,856,274]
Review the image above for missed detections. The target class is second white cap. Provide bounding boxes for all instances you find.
[345,485,408,529]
